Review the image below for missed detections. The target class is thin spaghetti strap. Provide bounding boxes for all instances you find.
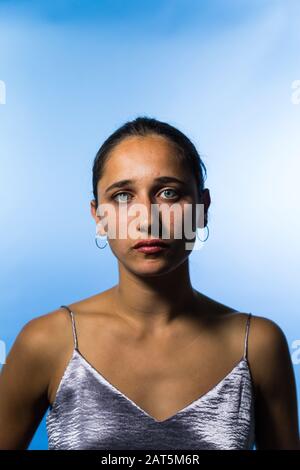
[60,305,78,350]
[243,313,252,360]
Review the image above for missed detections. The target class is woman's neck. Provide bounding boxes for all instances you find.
[112,262,199,334]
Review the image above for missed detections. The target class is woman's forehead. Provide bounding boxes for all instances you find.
[102,136,185,176]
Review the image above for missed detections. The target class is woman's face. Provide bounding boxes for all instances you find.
[91,134,210,276]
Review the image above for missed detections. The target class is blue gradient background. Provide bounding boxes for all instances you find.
[0,0,299,450]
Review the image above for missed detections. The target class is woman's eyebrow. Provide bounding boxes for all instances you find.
[105,176,188,193]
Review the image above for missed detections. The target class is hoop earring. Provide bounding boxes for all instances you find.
[95,234,108,249]
[196,225,209,242]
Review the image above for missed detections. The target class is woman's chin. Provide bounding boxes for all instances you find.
[132,260,175,276]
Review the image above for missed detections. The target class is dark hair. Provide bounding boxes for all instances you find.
[92,116,207,206]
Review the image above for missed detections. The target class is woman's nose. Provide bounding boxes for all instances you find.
[136,196,160,234]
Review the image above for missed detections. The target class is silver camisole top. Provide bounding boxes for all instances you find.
[46,306,256,450]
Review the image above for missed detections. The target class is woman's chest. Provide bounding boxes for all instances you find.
[49,336,241,423]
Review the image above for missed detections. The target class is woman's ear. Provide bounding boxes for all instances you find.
[197,188,211,228]
[90,199,99,223]
[90,199,106,235]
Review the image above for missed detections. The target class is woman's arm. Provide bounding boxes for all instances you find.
[251,316,300,449]
[0,317,53,449]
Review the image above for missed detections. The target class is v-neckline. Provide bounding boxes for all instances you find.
[74,348,250,424]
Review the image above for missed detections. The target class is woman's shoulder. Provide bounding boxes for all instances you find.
[198,293,289,371]
[247,312,287,343]
[197,292,285,342]
[223,311,292,394]
[226,309,285,338]
[2,307,75,401]
[14,307,74,365]
[221,310,292,397]
[222,309,289,360]
[17,288,115,357]
[245,313,292,376]
[198,292,286,346]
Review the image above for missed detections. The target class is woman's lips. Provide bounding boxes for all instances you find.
[134,245,169,254]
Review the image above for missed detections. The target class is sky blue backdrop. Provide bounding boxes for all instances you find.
[0,0,299,450]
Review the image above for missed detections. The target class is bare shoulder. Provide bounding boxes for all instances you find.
[244,313,294,392]
[15,286,116,355]
[218,311,293,397]
[4,307,74,377]
[0,307,74,411]
[247,313,291,364]
[217,308,290,361]
[246,314,299,448]
[0,307,81,449]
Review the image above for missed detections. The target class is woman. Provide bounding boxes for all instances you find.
[0,116,299,450]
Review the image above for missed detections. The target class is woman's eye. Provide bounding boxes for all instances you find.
[113,192,131,203]
[160,188,179,199]
[112,189,179,203]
